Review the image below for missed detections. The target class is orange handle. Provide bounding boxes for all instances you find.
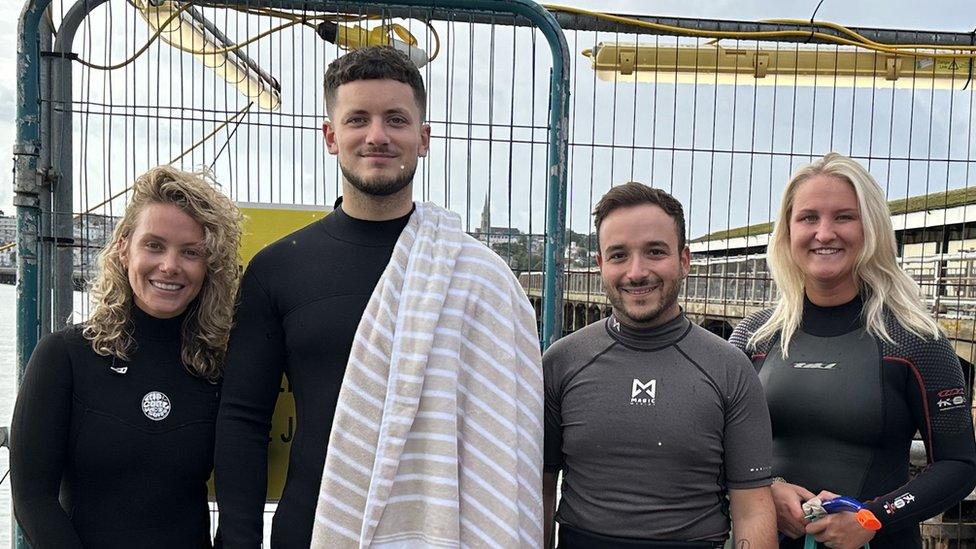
[855,509,882,531]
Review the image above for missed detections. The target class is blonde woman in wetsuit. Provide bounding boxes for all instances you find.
[730,153,976,549]
[11,166,242,548]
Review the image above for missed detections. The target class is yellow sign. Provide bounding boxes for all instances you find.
[239,202,329,500]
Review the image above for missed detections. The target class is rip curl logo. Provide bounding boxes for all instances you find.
[609,316,621,333]
[630,378,656,406]
[936,387,967,412]
[142,391,171,421]
[792,362,838,370]
[883,492,915,515]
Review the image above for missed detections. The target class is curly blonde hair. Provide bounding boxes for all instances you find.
[83,165,243,380]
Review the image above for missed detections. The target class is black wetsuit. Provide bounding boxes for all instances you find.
[10,307,219,548]
[214,204,411,548]
[730,296,976,548]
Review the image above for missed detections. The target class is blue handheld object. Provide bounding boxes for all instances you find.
[797,495,881,548]
[822,496,883,531]
[821,495,866,514]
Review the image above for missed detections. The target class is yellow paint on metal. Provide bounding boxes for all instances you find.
[238,203,328,264]
[582,43,974,89]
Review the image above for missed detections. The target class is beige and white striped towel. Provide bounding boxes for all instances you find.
[311,202,543,548]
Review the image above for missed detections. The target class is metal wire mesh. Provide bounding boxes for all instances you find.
[15,2,976,544]
[548,26,976,334]
[18,1,564,543]
[545,13,976,544]
[43,0,557,326]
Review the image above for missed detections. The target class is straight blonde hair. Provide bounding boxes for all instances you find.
[749,153,940,356]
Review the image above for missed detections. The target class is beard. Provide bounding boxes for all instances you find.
[606,276,683,328]
[340,160,416,197]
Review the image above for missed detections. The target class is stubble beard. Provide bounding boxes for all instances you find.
[608,277,683,328]
[341,161,417,197]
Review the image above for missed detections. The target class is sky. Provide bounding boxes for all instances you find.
[1,0,976,233]
[2,2,976,544]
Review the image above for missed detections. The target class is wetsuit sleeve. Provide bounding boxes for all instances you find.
[727,319,753,356]
[728,309,774,361]
[10,332,84,548]
[864,336,976,531]
[215,266,286,547]
[723,354,774,489]
[542,347,563,473]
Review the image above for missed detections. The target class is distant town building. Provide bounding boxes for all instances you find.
[0,215,15,243]
[0,213,119,275]
[0,215,15,268]
[73,214,118,273]
[475,195,523,245]
[478,226,522,245]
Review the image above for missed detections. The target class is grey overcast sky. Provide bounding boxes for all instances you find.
[0,0,974,216]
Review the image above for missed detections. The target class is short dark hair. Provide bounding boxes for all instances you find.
[593,182,686,250]
[323,46,426,119]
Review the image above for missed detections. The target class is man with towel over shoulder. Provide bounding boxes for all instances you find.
[215,46,543,548]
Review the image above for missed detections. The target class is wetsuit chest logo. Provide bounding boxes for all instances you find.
[630,378,656,406]
[792,362,838,370]
[142,391,172,421]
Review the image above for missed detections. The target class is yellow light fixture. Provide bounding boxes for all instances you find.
[582,42,973,89]
[137,1,281,110]
[316,21,430,68]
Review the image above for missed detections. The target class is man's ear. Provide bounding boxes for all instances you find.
[324,120,338,155]
[596,252,604,269]
[418,123,431,158]
[679,246,691,277]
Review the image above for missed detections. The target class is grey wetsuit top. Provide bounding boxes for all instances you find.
[544,312,773,542]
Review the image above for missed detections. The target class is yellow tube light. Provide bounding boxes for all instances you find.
[316,21,430,68]
[138,1,281,110]
[582,43,974,89]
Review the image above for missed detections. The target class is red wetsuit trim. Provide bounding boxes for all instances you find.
[884,355,934,464]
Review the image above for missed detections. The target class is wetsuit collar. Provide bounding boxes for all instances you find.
[322,199,415,246]
[131,302,187,341]
[801,292,864,337]
[605,310,691,351]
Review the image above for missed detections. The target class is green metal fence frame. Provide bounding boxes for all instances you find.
[13,0,569,546]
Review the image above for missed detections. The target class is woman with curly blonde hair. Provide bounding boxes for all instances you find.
[730,153,976,549]
[11,165,242,548]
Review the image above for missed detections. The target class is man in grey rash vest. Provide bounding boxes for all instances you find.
[543,182,777,548]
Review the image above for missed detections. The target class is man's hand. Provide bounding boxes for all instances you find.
[805,512,876,549]
[770,479,816,539]
[804,490,876,549]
